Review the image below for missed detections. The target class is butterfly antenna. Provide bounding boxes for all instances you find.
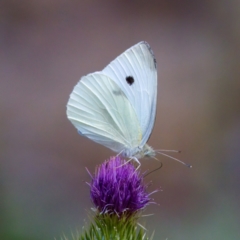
[156,151,192,168]
[144,162,163,178]
[155,149,181,153]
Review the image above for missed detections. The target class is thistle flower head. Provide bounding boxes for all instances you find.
[89,156,151,216]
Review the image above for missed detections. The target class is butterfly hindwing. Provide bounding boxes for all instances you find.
[67,73,142,153]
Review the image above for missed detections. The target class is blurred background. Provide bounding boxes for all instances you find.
[1,1,240,239]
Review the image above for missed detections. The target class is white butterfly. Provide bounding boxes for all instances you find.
[66,41,189,167]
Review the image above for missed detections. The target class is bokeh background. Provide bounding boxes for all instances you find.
[1,1,240,239]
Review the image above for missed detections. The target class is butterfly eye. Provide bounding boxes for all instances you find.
[126,76,134,85]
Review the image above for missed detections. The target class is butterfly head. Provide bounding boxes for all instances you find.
[139,144,156,158]
[122,144,156,160]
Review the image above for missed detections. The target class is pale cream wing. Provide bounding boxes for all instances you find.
[66,72,142,153]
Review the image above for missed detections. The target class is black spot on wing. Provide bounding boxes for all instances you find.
[113,90,123,95]
[126,76,134,85]
[153,58,157,69]
[143,41,157,69]
[78,130,84,136]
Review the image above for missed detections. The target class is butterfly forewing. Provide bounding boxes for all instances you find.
[102,41,157,146]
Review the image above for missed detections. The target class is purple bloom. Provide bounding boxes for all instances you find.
[89,156,152,216]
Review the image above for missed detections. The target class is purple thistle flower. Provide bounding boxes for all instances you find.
[89,156,153,216]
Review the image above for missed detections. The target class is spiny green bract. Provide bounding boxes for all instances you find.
[62,213,154,240]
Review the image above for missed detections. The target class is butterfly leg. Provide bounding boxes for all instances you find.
[115,157,132,169]
[115,156,141,171]
[131,157,141,171]
[116,150,124,157]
